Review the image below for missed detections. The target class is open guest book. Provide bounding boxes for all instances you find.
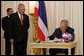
[41,40,62,43]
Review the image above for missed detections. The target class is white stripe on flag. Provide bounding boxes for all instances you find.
[38,17,48,38]
[35,1,39,8]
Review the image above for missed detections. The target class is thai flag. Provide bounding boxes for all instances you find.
[35,1,48,41]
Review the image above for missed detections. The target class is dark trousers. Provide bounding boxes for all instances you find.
[5,39,11,55]
[49,48,75,55]
[43,48,46,55]
[13,38,27,55]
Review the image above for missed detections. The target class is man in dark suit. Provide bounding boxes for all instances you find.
[45,19,75,55]
[8,4,30,55]
[2,8,13,55]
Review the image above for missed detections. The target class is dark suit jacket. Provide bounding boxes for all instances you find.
[48,27,74,41]
[2,16,10,39]
[8,12,30,43]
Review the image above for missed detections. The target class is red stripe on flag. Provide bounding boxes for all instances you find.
[35,7,39,16]
[38,26,45,41]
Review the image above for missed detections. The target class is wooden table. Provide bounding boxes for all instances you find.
[29,41,77,55]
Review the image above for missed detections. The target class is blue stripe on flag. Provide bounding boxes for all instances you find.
[39,1,48,29]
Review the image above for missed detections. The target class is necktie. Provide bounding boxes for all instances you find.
[20,15,23,25]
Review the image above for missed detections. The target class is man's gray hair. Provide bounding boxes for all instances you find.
[18,4,25,8]
[61,19,69,26]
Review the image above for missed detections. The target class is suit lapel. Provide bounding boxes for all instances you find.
[23,14,25,26]
[16,12,22,26]
[15,12,26,27]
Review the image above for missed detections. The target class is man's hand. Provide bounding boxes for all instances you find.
[10,39,14,43]
[45,37,49,41]
[54,38,61,41]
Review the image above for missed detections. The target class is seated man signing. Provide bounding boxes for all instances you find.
[45,19,75,55]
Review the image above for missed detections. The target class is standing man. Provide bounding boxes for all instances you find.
[9,4,30,55]
[2,8,13,55]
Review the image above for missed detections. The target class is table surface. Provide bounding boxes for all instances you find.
[29,41,77,48]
